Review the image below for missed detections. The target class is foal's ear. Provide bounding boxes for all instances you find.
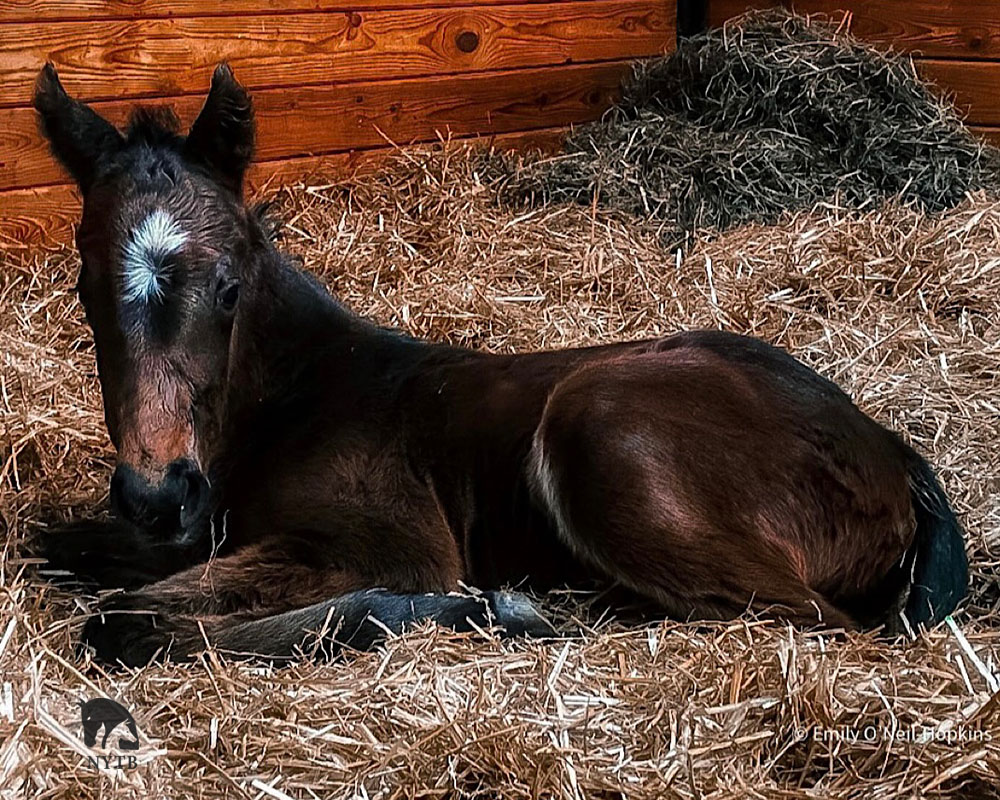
[33,63,124,192]
[184,64,255,195]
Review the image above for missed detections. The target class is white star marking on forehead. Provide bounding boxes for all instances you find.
[121,209,187,304]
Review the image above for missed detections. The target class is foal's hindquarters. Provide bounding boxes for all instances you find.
[529,333,964,630]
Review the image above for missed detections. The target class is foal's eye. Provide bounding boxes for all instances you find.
[216,280,240,313]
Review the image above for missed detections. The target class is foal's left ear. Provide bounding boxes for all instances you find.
[184,64,255,196]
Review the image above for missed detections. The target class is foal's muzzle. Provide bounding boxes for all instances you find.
[110,459,211,534]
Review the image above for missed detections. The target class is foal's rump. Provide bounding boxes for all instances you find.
[529,330,965,630]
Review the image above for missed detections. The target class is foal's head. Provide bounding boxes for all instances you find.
[35,64,258,536]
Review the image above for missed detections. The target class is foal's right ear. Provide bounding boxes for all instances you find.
[33,63,124,192]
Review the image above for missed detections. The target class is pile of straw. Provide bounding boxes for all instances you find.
[2,145,999,798]
[2,11,1000,798]
[510,11,1000,246]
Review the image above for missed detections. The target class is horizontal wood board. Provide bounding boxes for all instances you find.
[0,0,674,243]
[0,61,628,191]
[0,0,636,23]
[0,2,673,107]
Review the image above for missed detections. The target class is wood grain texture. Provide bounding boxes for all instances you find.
[0,61,623,191]
[0,127,569,247]
[0,1,674,106]
[706,0,780,27]
[0,0,611,23]
[708,1,1000,59]
[918,59,1000,124]
[968,125,1000,147]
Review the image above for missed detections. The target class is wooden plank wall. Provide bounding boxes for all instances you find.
[0,0,677,245]
[707,1,1000,147]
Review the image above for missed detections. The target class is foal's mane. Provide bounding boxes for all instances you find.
[125,106,184,148]
[120,104,280,239]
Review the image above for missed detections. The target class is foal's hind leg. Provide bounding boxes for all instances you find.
[530,361,860,629]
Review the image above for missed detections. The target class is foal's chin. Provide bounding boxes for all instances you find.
[161,510,215,549]
[174,517,213,548]
[125,506,213,551]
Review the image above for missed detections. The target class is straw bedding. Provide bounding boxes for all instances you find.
[2,11,1000,799]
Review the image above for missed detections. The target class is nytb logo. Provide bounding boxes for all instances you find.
[78,696,141,770]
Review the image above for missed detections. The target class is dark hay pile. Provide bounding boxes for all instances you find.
[510,10,1000,246]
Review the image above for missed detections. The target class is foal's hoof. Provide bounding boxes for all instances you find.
[34,519,171,590]
[484,591,556,638]
[35,522,116,588]
[80,597,186,668]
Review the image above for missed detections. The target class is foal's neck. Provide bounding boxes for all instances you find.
[254,243,372,339]
[229,240,427,407]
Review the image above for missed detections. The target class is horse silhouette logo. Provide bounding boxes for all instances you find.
[78,697,140,751]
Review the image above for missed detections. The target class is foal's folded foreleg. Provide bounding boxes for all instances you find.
[89,540,359,619]
[79,540,373,665]
[35,517,205,590]
[78,533,524,666]
[82,589,553,667]
[195,589,554,661]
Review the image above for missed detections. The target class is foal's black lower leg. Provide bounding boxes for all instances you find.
[84,590,554,666]
[206,590,555,661]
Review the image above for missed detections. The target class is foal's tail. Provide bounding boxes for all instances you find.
[901,455,968,629]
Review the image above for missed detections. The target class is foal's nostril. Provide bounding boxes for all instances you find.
[178,468,211,529]
[110,463,157,527]
[110,461,209,532]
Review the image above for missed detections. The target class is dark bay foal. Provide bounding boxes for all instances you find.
[34,64,967,667]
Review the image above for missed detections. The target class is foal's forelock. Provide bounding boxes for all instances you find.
[121,208,188,305]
